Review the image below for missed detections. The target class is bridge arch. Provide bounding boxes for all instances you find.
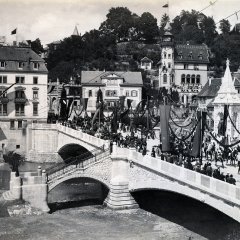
[130,180,240,222]
[58,143,92,162]
[48,174,110,193]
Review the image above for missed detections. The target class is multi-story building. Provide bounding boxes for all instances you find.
[159,22,209,104]
[0,46,48,152]
[81,71,143,114]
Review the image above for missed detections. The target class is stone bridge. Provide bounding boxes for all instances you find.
[4,127,240,223]
[27,124,109,162]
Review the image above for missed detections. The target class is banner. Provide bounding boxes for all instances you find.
[160,105,171,152]
[119,96,126,111]
[190,111,202,157]
[82,98,88,111]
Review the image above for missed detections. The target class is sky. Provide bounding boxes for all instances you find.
[0,0,239,46]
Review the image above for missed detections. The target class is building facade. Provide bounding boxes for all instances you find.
[81,71,143,114]
[0,46,48,152]
[159,22,209,104]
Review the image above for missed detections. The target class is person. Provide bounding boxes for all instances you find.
[228,174,236,185]
[151,147,156,158]
[206,163,213,177]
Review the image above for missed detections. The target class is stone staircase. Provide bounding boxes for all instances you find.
[2,190,17,201]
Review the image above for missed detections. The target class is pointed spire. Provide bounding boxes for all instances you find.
[213,59,240,105]
[164,21,172,32]
[72,25,79,36]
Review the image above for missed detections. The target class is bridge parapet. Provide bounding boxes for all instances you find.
[113,146,240,222]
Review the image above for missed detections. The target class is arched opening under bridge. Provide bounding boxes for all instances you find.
[131,190,240,240]
[58,144,92,163]
[48,177,109,213]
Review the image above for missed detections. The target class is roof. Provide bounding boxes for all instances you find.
[198,78,221,98]
[198,76,240,98]
[175,44,209,64]
[141,56,153,63]
[0,46,48,73]
[81,71,143,86]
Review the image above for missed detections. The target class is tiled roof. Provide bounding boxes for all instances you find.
[198,78,221,98]
[0,46,48,73]
[81,71,143,86]
[198,77,240,98]
[175,44,209,64]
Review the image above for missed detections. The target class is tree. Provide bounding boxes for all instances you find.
[3,149,25,177]
[30,38,44,55]
[159,13,170,36]
[99,7,134,41]
[219,19,231,35]
[138,12,159,43]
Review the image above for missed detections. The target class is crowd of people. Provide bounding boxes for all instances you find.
[60,116,240,186]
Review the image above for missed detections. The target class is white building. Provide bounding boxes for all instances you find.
[0,46,48,152]
[159,22,209,104]
[81,71,143,114]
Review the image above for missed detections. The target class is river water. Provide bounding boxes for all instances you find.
[1,162,238,240]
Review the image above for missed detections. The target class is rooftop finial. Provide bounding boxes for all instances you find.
[226,58,230,68]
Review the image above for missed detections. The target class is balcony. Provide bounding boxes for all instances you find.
[14,98,27,103]
[0,97,9,104]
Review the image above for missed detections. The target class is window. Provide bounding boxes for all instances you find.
[168,54,171,59]
[186,74,190,84]
[163,74,167,84]
[89,90,92,97]
[194,64,199,70]
[131,90,138,97]
[189,52,193,59]
[0,62,5,68]
[0,76,7,83]
[198,54,203,60]
[181,74,186,84]
[0,104,7,116]
[196,75,201,84]
[15,104,25,116]
[163,52,167,59]
[0,90,7,98]
[33,103,38,115]
[16,76,25,84]
[125,90,130,97]
[191,75,196,84]
[18,120,22,129]
[33,90,38,99]
[10,120,15,129]
[33,62,39,69]
[16,145,20,149]
[184,64,189,70]
[168,62,171,68]
[15,90,25,98]
[33,77,38,84]
[105,90,118,97]
[18,62,24,69]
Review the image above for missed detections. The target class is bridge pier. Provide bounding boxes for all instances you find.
[105,143,138,209]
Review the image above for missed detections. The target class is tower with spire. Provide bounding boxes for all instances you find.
[213,59,240,138]
[72,25,80,37]
[159,21,175,89]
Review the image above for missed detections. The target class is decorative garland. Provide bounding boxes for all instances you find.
[169,113,193,128]
[204,123,240,148]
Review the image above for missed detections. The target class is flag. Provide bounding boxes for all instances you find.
[127,99,133,109]
[218,105,229,136]
[162,4,168,8]
[236,12,239,21]
[159,105,171,152]
[119,96,126,111]
[11,28,17,35]
[81,98,88,111]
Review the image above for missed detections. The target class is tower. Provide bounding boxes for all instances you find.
[159,21,174,89]
[213,59,240,139]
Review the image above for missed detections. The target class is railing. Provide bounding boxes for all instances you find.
[114,146,240,205]
[46,147,110,182]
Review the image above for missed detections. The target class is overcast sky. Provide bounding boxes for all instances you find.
[0,0,239,46]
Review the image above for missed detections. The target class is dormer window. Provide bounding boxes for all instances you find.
[18,62,24,69]
[189,52,193,59]
[163,52,167,59]
[33,62,39,70]
[0,61,6,68]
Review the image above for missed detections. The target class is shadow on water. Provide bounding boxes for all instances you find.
[132,190,240,240]
[48,178,109,213]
